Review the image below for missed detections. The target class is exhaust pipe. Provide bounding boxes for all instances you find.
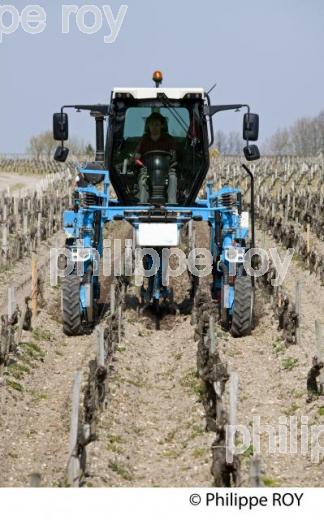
[91,111,105,162]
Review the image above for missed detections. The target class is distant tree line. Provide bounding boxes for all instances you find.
[214,130,242,155]
[28,111,324,159]
[212,110,324,157]
[27,131,94,160]
[265,110,324,156]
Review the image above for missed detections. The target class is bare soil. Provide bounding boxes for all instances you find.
[0,222,323,487]
[0,282,94,487]
[85,310,214,486]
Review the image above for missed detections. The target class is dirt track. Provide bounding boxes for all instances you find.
[0,172,40,194]
[86,312,214,486]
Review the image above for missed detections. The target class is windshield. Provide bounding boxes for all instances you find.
[108,99,208,206]
[124,107,190,139]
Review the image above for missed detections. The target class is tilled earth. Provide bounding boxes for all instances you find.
[85,312,214,486]
[0,282,95,487]
[0,222,324,487]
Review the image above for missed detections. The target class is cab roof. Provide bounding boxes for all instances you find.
[112,87,204,100]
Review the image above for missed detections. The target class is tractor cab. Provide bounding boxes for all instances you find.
[53,72,260,209]
[106,87,209,207]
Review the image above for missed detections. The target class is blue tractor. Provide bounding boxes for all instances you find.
[53,71,260,337]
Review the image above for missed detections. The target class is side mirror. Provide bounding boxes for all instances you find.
[54,145,69,162]
[53,112,69,141]
[243,144,260,161]
[243,113,259,141]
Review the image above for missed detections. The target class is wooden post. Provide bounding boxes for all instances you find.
[14,196,20,231]
[229,372,239,428]
[209,315,216,354]
[2,224,8,262]
[59,198,63,228]
[16,301,27,344]
[13,196,19,216]
[188,220,193,250]
[284,194,290,224]
[213,380,223,423]
[226,371,239,465]
[250,454,263,487]
[3,201,7,222]
[271,202,275,218]
[295,281,301,345]
[37,212,42,245]
[306,223,311,254]
[23,214,28,236]
[48,204,53,236]
[315,320,324,395]
[7,287,16,320]
[110,283,115,315]
[29,473,42,487]
[118,305,122,343]
[31,253,38,321]
[67,371,81,487]
[96,325,105,367]
[124,238,132,277]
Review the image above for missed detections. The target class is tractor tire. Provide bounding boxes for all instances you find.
[230,276,254,338]
[62,275,83,336]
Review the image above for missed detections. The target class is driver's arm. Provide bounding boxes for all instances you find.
[134,135,148,159]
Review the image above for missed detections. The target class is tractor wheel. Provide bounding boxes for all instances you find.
[230,276,254,338]
[62,275,83,336]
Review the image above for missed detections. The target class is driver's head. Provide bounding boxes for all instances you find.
[146,112,166,137]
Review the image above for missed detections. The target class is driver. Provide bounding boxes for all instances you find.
[134,112,177,204]
[135,112,176,158]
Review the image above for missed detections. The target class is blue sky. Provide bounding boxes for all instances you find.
[0,0,323,153]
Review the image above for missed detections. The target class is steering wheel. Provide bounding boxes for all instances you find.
[142,150,176,169]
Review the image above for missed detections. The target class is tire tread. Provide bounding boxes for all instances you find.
[62,275,82,336]
[230,277,253,338]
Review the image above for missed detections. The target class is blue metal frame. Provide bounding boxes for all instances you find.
[63,168,249,316]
